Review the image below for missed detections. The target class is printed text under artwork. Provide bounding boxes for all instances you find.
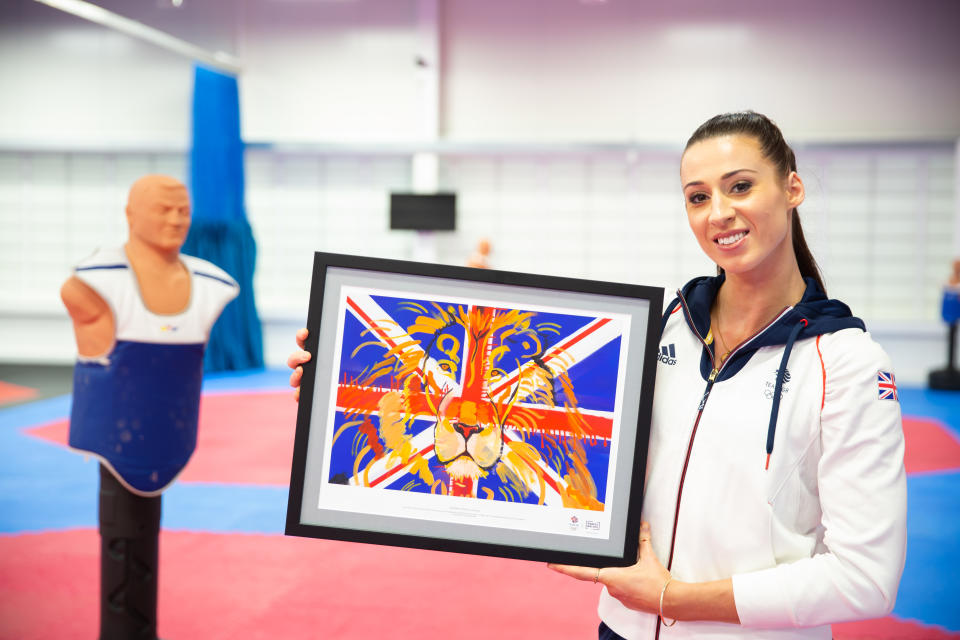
[328,295,625,509]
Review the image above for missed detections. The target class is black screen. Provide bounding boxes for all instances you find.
[389,193,456,231]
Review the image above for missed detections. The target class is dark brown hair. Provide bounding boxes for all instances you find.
[684,111,826,293]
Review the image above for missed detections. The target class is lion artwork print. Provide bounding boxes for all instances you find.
[326,291,624,509]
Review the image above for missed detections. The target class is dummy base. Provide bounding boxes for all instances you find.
[928,367,960,391]
[98,464,161,640]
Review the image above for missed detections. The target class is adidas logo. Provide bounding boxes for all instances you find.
[658,344,677,366]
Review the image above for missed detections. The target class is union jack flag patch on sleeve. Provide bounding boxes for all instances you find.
[878,371,898,401]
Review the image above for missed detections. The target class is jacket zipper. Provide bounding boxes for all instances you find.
[654,294,791,636]
[655,368,717,638]
[664,366,718,569]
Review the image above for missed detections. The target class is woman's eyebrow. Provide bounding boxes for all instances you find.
[723,168,758,179]
[683,168,758,190]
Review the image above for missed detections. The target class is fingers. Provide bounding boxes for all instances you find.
[547,563,605,584]
[289,365,303,388]
[639,521,652,544]
[636,521,653,561]
[286,349,311,371]
[289,330,311,385]
[289,329,311,403]
[290,366,303,403]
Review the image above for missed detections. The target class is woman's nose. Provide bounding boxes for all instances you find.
[708,195,734,225]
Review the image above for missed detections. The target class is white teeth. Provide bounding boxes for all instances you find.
[717,232,746,246]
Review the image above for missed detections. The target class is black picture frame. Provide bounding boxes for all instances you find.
[286,252,662,567]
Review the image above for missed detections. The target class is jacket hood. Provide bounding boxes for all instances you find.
[673,273,865,381]
[666,273,867,469]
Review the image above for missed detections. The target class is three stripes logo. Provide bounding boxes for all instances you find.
[658,344,677,366]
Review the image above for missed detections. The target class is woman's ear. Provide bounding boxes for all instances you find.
[786,171,805,209]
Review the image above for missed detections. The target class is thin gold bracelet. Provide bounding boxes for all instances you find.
[659,576,678,627]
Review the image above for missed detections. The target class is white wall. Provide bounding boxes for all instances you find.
[2,0,959,146]
[441,0,960,142]
[239,0,424,144]
[0,0,958,384]
[2,142,954,386]
[0,1,197,148]
[0,0,425,147]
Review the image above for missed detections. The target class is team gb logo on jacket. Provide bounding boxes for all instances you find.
[764,368,790,400]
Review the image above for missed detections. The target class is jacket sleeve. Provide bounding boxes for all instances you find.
[731,329,907,628]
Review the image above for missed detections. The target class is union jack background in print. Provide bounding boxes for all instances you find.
[325,290,626,510]
[878,371,899,401]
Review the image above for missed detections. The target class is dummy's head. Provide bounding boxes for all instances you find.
[125,174,191,255]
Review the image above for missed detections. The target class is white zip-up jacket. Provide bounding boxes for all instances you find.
[599,275,907,639]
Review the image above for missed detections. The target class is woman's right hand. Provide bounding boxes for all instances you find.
[287,328,311,402]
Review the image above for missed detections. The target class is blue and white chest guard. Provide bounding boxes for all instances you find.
[68,247,239,496]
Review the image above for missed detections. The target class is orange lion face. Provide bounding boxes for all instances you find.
[426,306,511,486]
[405,305,574,498]
[434,397,503,479]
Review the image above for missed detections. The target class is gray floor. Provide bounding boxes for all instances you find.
[0,363,74,406]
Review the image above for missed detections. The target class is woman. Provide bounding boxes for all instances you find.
[287,112,907,639]
[548,112,907,638]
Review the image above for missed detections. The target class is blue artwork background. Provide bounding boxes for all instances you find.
[328,293,623,507]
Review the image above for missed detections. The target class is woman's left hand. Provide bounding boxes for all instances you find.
[547,521,671,614]
[287,328,311,403]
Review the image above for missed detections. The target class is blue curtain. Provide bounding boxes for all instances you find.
[184,64,264,372]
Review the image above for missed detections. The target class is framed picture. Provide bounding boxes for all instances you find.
[286,252,663,567]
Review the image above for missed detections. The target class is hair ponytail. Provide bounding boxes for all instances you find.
[685,111,827,294]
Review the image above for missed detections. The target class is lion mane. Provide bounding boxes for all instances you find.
[334,301,604,510]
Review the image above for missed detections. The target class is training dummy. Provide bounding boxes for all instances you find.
[466,237,492,269]
[930,258,960,390]
[60,174,239,640]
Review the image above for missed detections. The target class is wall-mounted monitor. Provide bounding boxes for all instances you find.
[389,193,456,231]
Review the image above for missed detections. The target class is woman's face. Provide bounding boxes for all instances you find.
[680,134,804,282]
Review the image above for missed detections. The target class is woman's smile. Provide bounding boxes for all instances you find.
[714,230,749,248]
